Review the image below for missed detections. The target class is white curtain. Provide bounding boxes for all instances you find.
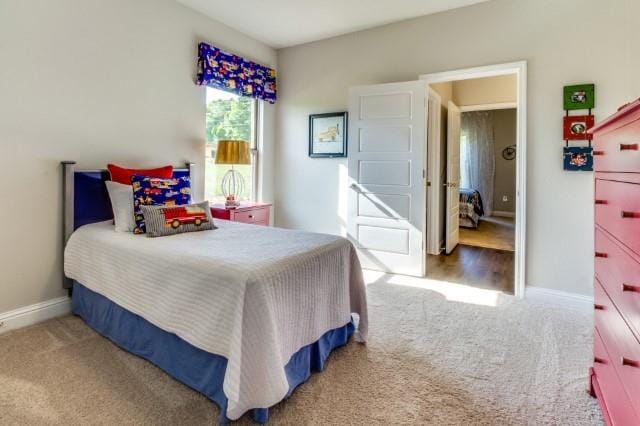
[460,111,495,215]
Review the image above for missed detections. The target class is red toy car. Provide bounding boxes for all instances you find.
[144,187,163,196]
[164,206,208,229]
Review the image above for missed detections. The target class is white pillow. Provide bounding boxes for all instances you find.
[105,180,136,232]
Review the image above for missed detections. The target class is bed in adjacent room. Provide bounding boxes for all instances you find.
[459,188,484,229]
[61,162,368,424]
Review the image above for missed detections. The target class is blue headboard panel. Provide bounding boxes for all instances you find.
[74,170,112,230]
[62,161,194,289]
[72,168,192,230]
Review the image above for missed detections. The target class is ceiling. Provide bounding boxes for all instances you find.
[177,0,490,49]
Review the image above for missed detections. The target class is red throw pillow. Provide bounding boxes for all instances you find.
[107,164,173,185]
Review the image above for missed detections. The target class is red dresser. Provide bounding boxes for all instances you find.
[589,99,640,425]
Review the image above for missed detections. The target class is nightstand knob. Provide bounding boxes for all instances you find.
[248,214,253,218]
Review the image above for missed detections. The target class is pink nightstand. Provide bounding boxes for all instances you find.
[210,202,272,226]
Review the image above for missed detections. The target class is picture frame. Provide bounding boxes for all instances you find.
[563,84,595,110]
[563,146,593,171]
[563,115,595,140]
[309,112,348,158]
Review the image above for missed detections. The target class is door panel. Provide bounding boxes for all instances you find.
[360,93,413,119]
[359,160,411,186]
[446,101,461,254]
[348,81,427,276]
[359,127,412,153]
[357,193,411,220]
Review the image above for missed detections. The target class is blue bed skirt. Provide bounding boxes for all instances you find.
[71,282,354,424]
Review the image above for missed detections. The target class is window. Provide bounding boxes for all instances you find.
[205,87,258,203]
[459,129,470,189]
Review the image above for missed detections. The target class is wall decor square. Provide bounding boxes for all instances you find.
[563,146,593,171]
[563,84,595,110]
[309,112,348,158]
[563,115,595,140]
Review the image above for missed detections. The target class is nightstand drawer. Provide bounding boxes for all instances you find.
[232,207,269,225]
[210,202,272,226]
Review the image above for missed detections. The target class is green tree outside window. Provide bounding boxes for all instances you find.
[205,89,255,202]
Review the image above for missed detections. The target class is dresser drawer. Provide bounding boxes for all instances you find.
[593,326,640,426]
[232,207,269,225]
[593,116,640,173]
[595,178,640,256]
[594,279,640,418]
[595,228,640,339]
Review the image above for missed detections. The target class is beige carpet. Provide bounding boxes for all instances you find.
[460,216,515,252]
[0,273,602,425]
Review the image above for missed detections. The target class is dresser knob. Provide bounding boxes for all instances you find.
[595,199,608,205]
[593,150,605,156]
[248,215,253,218]
[594,304,605,310]
[622,283,640,293]
[620,143,639,151]
[595,252,608,258]
[622,357,640,368]
[594,356,607,364]
[621,211,640,219]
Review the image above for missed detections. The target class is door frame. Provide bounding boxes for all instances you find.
[419,61,527,299]
[426,87,442,255]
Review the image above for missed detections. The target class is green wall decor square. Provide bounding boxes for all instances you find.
[564,84,595,110]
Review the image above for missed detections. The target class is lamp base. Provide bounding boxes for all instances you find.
[224,195,240,209]
[220,168,245,202]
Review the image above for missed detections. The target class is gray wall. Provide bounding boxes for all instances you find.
[275,0,640,296]
[491,109,516,213]
[0,0,277,314]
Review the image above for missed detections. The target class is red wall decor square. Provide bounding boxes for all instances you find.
[563,115,595,140]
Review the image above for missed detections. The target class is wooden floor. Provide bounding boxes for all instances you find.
[426,245,514,294]
[459,216,515,252]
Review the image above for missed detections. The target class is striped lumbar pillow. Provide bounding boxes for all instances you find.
[140,201,216,237]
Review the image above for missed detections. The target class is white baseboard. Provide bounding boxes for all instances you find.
[0,296,71,335]
[525,286,593,312]
[492,210,515,218]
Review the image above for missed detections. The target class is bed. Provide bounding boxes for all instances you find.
[459,188,484,229]
[61,162,368,423]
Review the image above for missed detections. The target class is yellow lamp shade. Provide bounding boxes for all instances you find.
[214,140,251,165]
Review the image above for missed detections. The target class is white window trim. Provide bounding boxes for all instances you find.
[250,98,261,202]
[204,87,262,203]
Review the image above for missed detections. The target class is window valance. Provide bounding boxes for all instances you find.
[196,42,277,104]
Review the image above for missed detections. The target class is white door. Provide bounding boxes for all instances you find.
[347,81,427,276]
[445,101,461,254]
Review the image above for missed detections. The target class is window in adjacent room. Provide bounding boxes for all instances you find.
[205,87,259,203]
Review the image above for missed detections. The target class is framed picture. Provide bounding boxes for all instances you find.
[563,115,595,140]
[309,112,348,158]
[563,84,595,110]
[563,146,593,171]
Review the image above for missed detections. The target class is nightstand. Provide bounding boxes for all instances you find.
[210,202,272,226]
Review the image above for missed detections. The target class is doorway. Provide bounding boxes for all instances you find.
[345,62,526,297]
[422,62,526,297]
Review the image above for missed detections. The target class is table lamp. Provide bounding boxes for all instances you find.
[215,139,251,208]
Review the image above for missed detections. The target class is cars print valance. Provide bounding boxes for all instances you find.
[196,42,277,104]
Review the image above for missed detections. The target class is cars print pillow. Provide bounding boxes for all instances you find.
[130,175,191,234]
[140,201,216,237]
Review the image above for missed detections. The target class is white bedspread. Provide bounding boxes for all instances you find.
[64,220,368,420]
